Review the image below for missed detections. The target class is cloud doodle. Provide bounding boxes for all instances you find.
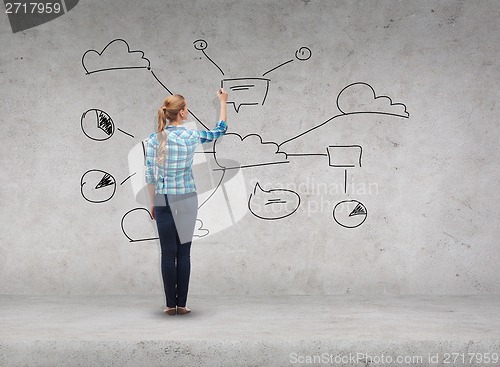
[336,82,409,118]
[82,39,151,75]
[214,133,289,170]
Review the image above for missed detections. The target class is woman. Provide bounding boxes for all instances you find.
[145,89,228,315]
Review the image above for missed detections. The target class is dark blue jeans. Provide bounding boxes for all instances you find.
[154,192,198,308]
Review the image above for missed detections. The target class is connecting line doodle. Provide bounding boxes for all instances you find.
[278,81,409,152]
[150,69,210,130]
[194,39,312,113]
[193,39,224,75]
[327,145,363,194]
[262,46,312,76]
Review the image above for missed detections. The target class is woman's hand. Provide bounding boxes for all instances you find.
[217,88,228,122]
[150,205,156,220]
[217,88,228,104]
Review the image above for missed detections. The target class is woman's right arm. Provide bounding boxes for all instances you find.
[217,88,227,123]
[198,88,229,143]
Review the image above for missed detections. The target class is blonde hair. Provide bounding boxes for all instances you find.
[157,94,186,163]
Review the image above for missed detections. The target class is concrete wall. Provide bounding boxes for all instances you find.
[0,0,498,296]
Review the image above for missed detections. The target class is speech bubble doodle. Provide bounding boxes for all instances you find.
[248,183,301,220]
[221,78,271,113]
[121,207,158,242]
[333,200,367,228]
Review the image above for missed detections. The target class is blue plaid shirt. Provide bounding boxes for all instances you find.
[145,120,227,194]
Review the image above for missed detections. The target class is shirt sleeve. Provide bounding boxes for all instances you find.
[145,134,157,185]
[198,120,228,143]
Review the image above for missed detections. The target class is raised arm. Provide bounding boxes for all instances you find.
[198,88,229,143]
[217,88,228,122]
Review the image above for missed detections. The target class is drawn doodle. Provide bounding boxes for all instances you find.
[278,82,409,154]
[221,78,270,113]
[193,39,225,75]
[333,200,368,228]
[81,108,134,141]
[337,82,409,118]
[262,46,312,76]
[195,39,312,112]
[248,182,301,220]
[82,39,151,75]
[327,145,363,194]
[193,219,210,238]
[121,206,210,243]
[121,207,157,242]
[80,169,116,203]
[81,39,409,236]
[327,145,363,168]
[213,133,289,170]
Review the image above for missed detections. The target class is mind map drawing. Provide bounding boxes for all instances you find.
[79,38,410,241]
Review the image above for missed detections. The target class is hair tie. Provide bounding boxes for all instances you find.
[161,106,167,112]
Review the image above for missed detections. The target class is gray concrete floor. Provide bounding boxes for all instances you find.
[1,294,499,366]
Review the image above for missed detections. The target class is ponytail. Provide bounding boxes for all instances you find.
[157,107,168,164]
[156,94,186,164]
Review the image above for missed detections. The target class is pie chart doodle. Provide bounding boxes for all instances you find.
[81,108,134,141]
[80,169,117,203]
[81,109,115,141]
[333,200,367,228]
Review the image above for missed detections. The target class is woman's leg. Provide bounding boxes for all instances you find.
[154,194,178,308]
[175,235,191,307]
[168,192,198,307]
